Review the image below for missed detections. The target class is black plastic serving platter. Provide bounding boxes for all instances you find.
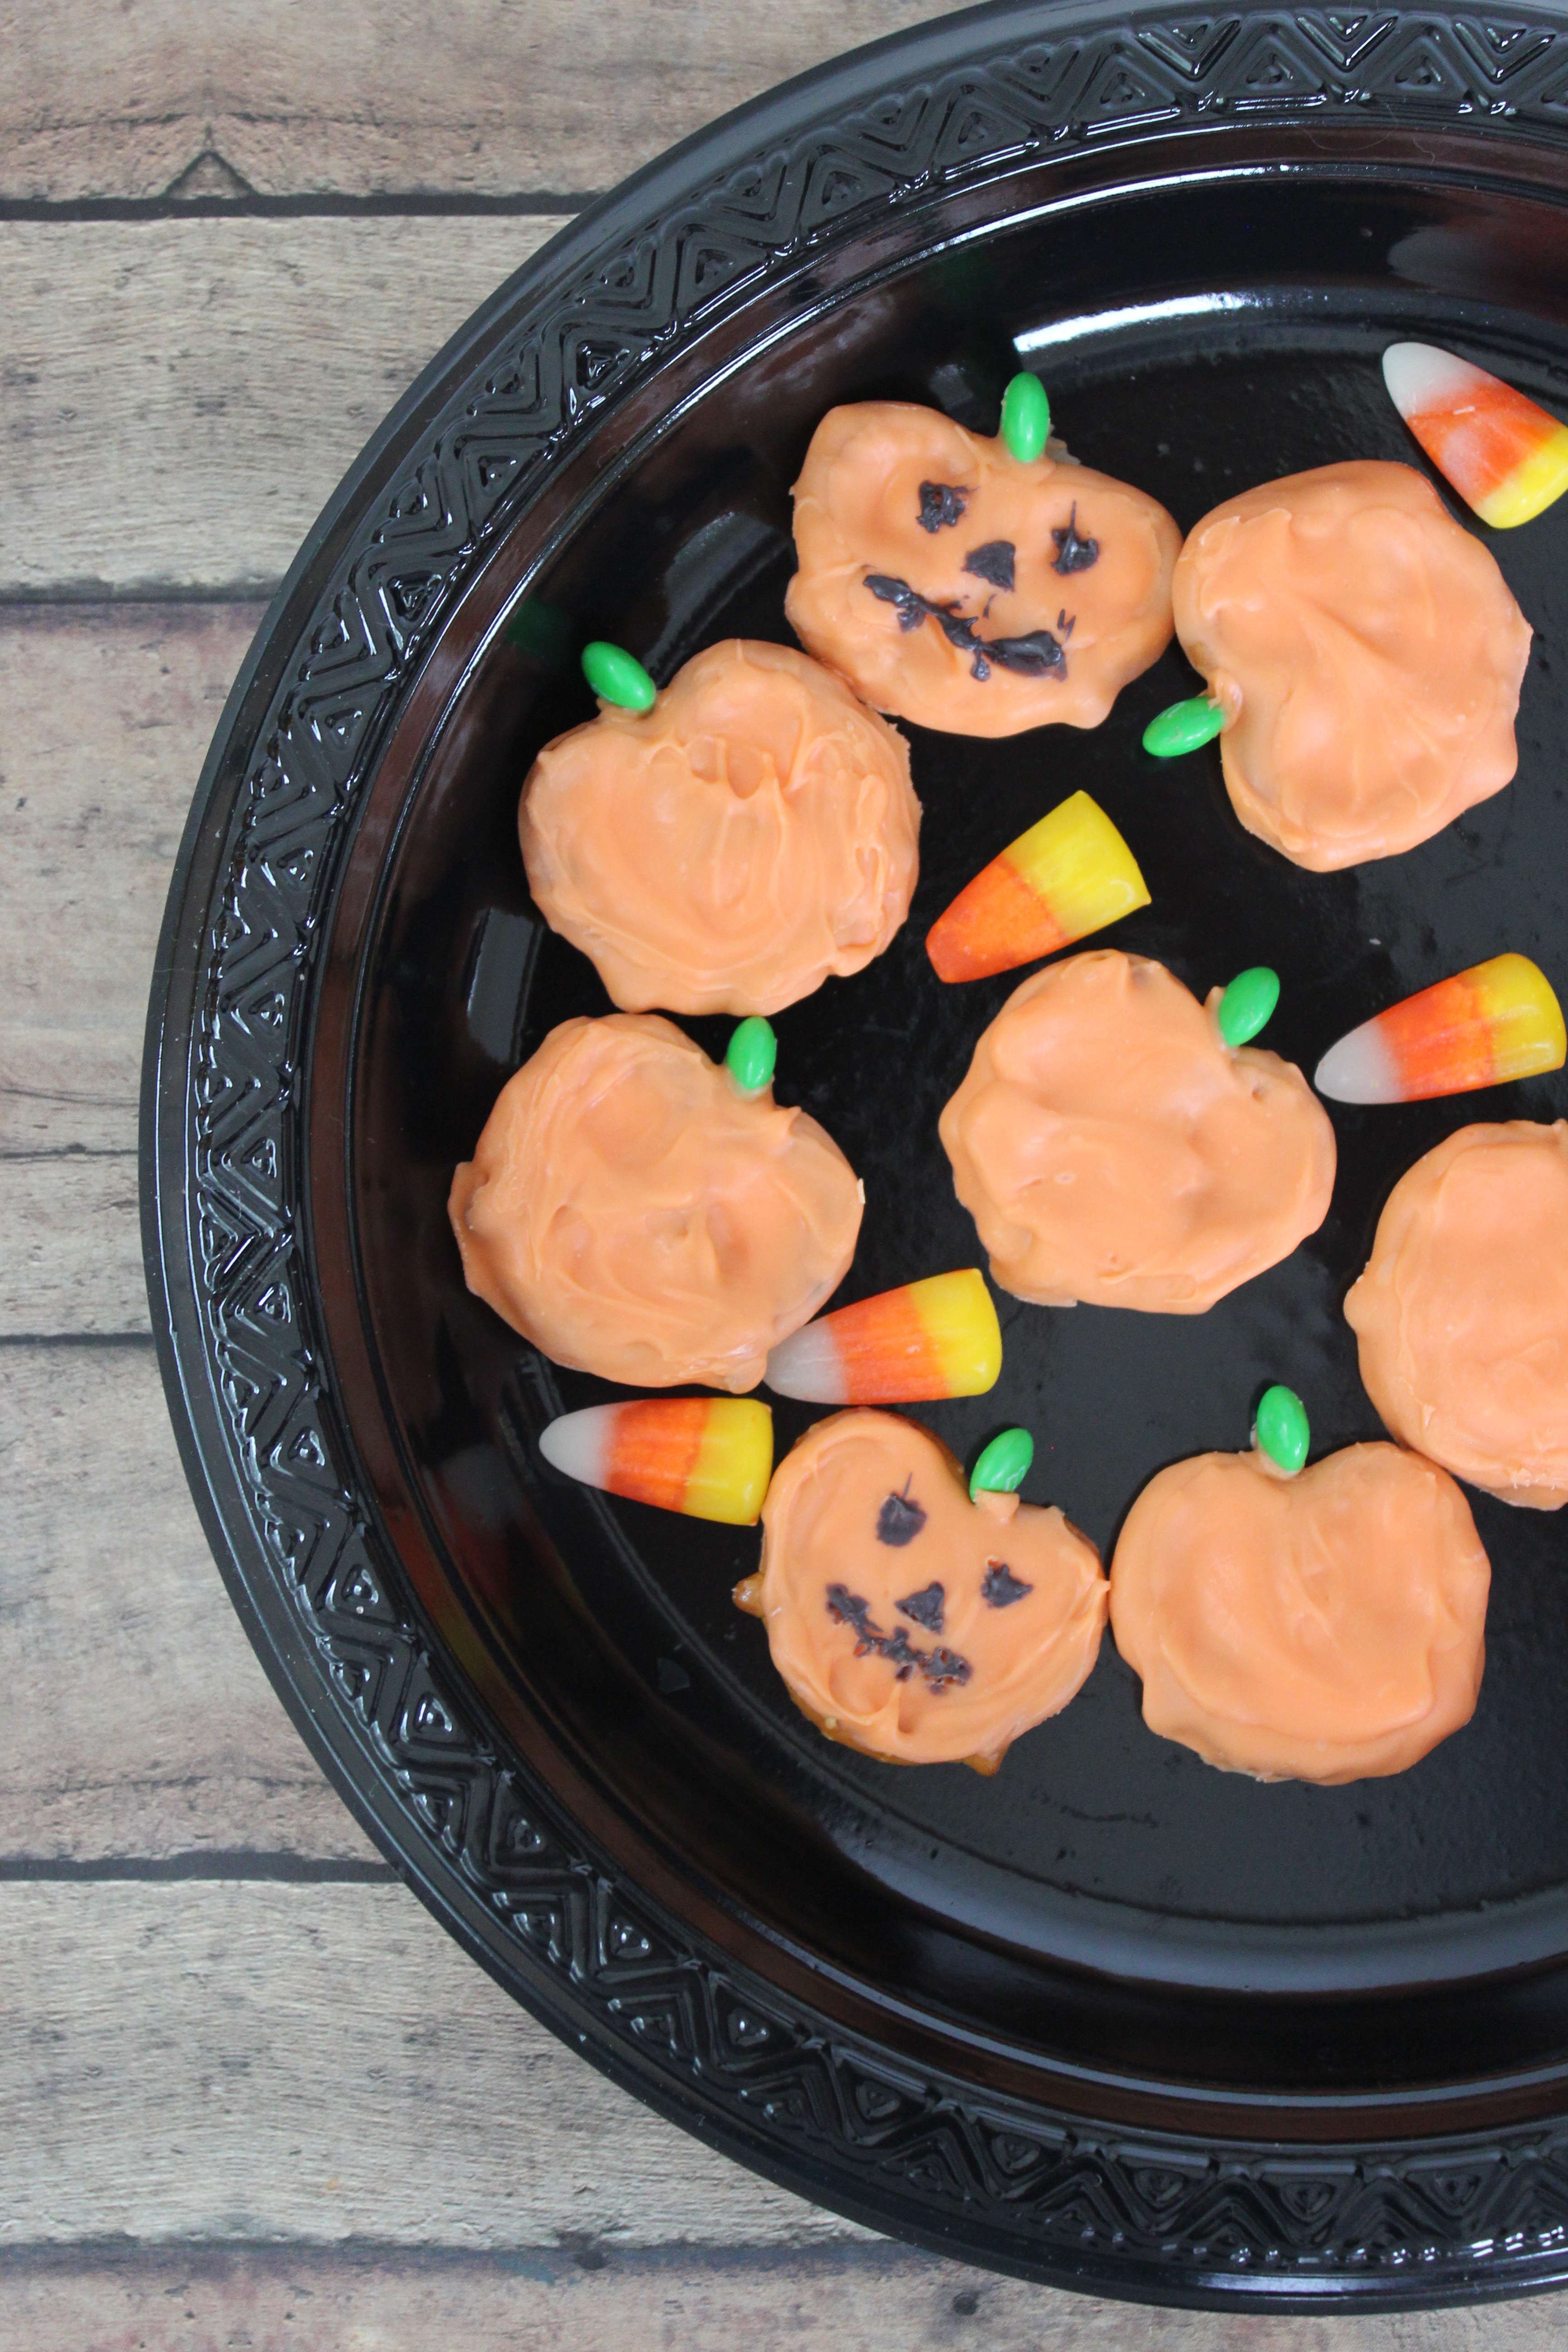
[143,0,1568,2308]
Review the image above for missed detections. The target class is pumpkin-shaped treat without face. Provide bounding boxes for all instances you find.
[1346,1120,1568,1508]
[736,1411,1107,1770]
[784,386,1181,737]
[518,639,921,1017]
[938,950,1335,1313]
[1163,461,1532,870]
[1109,1390,1491,1784]
[448,1013,862,1392]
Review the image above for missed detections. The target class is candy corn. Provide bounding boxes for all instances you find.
[539,1396,773,1524]
[1314,953,1566,1105]
[764,1269,1002,1403]
[1383,343,1568,529]
[926,790,1149,983]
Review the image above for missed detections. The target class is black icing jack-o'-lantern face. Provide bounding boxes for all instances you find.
[736,1409,1108,1770]
[785,399,1182,738]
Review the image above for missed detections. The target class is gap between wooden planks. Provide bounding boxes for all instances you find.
[3,1,974,204]
[0,2241,1538,2352]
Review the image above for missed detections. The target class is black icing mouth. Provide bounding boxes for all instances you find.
[825,1584,973,1690]
[864,572,1069,682]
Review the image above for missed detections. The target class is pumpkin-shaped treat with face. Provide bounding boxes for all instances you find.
[1110,1388,1491,1784]
[448,1014,861,1392]
[938,950,1335,1313]
[1161,461,1532,870]
[519,639,921,1017]
[736,1413,1107,1770]
[1346,1120,1568,1508]
[784,378,1181,737]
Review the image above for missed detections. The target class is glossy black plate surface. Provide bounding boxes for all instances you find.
[145,0,1568,2307]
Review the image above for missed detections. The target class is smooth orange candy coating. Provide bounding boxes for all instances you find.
[786,401,1180,736]
[742,1410,1107,1770]
[1110,1442,1489,1783]
[1346,1121,1568,1507]
[1172,461,1531,870]
[519,639,920,1018]
[939,951,1335,1313]
[449,1013,862,1391]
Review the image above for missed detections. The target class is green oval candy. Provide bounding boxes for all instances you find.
[970,1426,1034,1500]
[725,1016,776,1098]
[1000,372,1051,464]
[582,640,657,712]
[1254,1384,1310,1476]
[1218,966,1280,1049]
[1142,695,1225,758]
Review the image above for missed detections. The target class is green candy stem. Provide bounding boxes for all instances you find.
[582,640,657,712]
[1142,694,1225,758]
[1254,1384,1310,1477]
[1000,372,1051,464]
[725,1016,776,1098]
[1217,966,1281,1049]
[970,1426,1034,1500]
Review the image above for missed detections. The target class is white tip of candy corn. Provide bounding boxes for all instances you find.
[764,1322,848,1404]
[538,1404,614,1489]
[1382,341,1484,422]
[1314,1021,1400,1105]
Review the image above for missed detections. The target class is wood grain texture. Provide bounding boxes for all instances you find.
[5,2243,1562,2352]
[0,1880,862,2248]
[0,603,263,1334]
[0,218,565,593]
[2,1,973,203]
[3,1343,377,1861]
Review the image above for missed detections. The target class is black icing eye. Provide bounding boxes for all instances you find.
[962,539,1015,593]
[896,1582,945,1632]
[981,1559,1033,1608]
[917,480,968,531]
[1051,503,1099,574]
[876,1485,928,1546]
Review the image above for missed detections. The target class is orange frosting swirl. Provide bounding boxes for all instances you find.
[1346,1120,1568,1508]
[519,640,920,1016]
[1173,461,1531,870]
[1110,1443,1490,1782]
[938,951,1336,1312]
[785,401,1180,736]
[744,1410,1107,1769]
[448,1014,862,1390]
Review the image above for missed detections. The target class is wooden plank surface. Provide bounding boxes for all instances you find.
[2,2243,1555,2352]
[3,5,1563,2338]
[0,1880,857,2248]
[0,220,566,595]
[10,1877,1568,2340]
[3,1343,377,1861]
[0,603,260,1321]
[3,2,974,203]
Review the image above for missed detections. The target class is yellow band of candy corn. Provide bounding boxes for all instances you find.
[908,1270,1003,1397]
[1475,426,1568,529]
[686,1397,774,1525]
[1472,952,1567,1080]
[1006,790,1150,939]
